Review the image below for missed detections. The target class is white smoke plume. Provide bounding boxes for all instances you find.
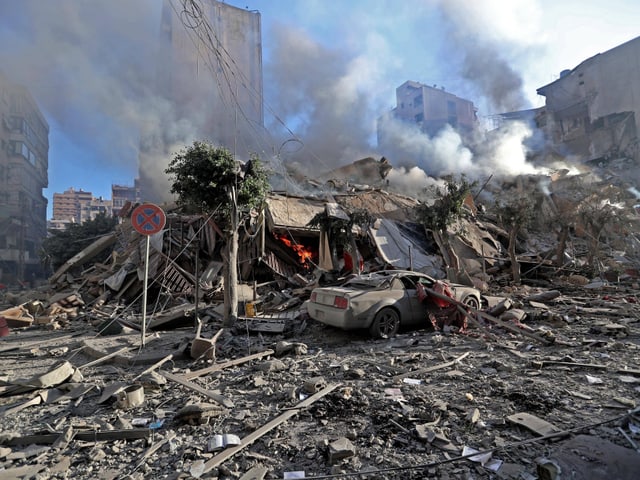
[435,0,544,113]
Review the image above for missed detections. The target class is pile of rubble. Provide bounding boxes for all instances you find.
[1,172,640,479]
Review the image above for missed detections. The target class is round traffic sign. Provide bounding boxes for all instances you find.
[131,203,166,235]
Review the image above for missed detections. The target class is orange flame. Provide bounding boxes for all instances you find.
[274,233,314,264]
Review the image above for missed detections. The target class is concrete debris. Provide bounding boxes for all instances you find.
[0,176,639,479]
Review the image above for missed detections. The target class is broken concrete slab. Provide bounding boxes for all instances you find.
[328,437,356,464]
[507,412,562,437]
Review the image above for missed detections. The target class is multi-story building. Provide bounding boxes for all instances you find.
[51,187,115,226]
[139,0,263,202]
[0,71,49,283]
[389,81,478,137]
[112,180,141,217]
[80,196,113,222]
[52,187,93,223]
[536,36,640,165]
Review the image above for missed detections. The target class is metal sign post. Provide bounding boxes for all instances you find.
[131,203,166,347]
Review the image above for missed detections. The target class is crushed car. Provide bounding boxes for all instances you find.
[306,270,482,338]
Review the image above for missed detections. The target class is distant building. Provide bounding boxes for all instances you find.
[139,0,263,202]
[112,180,140,217]
[0,71,49,282]
[81,196,113,222]
[536,36,640,165]
[51,187,114,229]
[52,187,92,223]
[388,80,477,137]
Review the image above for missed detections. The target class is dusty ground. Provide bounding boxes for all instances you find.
[1,279,640,479]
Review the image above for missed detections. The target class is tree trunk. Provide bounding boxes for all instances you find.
[555,225,569,267]
[509,227,520,284]
[586,229,601,269]
[431,229,461,282]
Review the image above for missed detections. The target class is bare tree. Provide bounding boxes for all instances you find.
[494,195,535,285]
[577,185,630,270]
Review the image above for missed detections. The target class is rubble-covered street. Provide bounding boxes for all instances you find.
[1,171,640,479]
[1,277,639,479]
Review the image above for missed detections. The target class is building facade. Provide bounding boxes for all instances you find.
[52,187,93,223]
[51,187,115,227]
[0,72,49,283]
[112,180,141,217]
[536,36,640,165]
[391,81,477,137]
[139,0,263,202]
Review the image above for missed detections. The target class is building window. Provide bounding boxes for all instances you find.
[415,113,424,123]
[447,101,456,116]
[9,140,37,166]
[413,95,423,108]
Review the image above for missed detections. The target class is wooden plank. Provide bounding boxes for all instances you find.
[185,349,274,380]
[50,232,117,284]
[79,334,158,370]
[393,351,471,380]
[0,333,79,354]
[160,371,234,408]
[3,429,151,446]
[202,383,340,473]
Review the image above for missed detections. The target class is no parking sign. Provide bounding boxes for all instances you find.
[131,203,166,235]
[130,203,166,346]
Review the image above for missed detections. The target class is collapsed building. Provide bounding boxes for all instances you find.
[536,35,640,177]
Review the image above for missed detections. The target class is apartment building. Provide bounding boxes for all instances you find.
[0,71,49,283]
[536,36,640,165]
[52,187,93,223]
[392,81,477,136]
[51,187,116,227]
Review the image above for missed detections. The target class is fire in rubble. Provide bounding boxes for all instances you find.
[274,233,315,266]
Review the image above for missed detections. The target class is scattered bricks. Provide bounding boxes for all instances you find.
[328,437,356,464]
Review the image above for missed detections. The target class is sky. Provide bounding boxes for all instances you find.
[0,0,638,218]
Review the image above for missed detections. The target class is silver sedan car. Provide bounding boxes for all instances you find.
[306,270,482,338]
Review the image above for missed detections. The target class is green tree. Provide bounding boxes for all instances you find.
[165,141,270,327]
[41,212,118,271]
[415,176,476,275]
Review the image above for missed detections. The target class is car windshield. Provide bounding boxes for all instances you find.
[343,275,390,289]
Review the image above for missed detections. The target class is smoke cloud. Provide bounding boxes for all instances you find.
[436,0,544,113]
[264,23,380,175]
[0,0,161,176]
[0,0,554,207]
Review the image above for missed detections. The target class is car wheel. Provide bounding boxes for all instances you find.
[463,295,479,310]
[370,308,400,339]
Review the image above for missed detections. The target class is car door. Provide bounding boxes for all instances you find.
[397,275,429,326]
